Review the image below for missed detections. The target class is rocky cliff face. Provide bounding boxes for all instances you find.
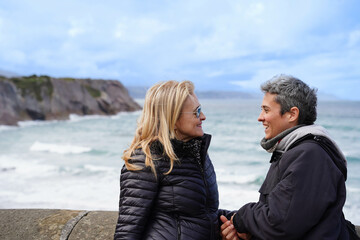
[0,75,141,126]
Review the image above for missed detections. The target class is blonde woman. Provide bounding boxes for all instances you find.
[114,81,230,240]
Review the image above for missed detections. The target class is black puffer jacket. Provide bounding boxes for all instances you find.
[114,134,224,240]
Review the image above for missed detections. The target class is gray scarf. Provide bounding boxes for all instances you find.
[260,124,347,165]
[260,125,304,153]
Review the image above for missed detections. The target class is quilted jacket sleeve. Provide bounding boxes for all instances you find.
[114,158,159,240]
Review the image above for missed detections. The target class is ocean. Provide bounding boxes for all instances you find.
[0,99,359,224]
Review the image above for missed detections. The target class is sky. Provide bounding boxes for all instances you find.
[0,0,360,100]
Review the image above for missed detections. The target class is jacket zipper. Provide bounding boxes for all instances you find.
[196,159,207,187]
[196,158,214,239]
[175,214,181,240]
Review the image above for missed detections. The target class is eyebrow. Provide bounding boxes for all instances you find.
[193,104,201,111]
[261,105,270,110]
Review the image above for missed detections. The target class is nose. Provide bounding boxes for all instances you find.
[200,111,206,121]
[258,111,264,122]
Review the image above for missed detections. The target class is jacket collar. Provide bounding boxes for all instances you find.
[150,133,212,160]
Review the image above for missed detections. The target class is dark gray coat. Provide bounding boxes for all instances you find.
[233,134,349,239]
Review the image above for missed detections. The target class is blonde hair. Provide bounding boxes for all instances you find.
[123,80,195,176]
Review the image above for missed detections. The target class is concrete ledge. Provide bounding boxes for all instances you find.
[0,209,359,239]
[0,209,118,240]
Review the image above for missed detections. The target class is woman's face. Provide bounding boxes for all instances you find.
[175,94,206,142]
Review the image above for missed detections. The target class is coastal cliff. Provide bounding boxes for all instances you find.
[0,75,141,126]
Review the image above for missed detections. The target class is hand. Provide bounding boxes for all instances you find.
[220,215,252,240]
[237,232,251,240]
[220,215,239,240]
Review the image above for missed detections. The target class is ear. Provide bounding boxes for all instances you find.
[288,107,299,124]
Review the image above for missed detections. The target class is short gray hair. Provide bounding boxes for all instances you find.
[261,74,318,125]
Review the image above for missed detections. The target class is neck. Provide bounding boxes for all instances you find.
[260,125,304,153]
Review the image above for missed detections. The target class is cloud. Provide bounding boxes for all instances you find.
[68,20,87,38]
[6,50,27,65]
[0,0,359,100]
[114,18,170,44]
[348,29,360,47]
[189,1,339,62]
[230,47,360,99]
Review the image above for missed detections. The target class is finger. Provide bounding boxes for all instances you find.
[230,214,235,224]
[220,215,228,223]
[237,233,246,238]
[225,228,237,240]
[221,224,232,236]
[223,225,237,240]
[220,221,231,231]
[225,231,235,240]
[237,233,250,240]
[223,224,237,237]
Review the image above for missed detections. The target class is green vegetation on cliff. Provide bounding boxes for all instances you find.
[62,77,76,82]
[84,85,101,98]
[7,75,53,101]
[0,75,102,100]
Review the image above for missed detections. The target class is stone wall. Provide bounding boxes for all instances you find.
[0,209,359,239]
[0,209,118,240]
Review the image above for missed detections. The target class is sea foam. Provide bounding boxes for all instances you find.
[29,141,91,154]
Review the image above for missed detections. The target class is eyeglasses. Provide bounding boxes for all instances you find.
[181,105,202,118]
